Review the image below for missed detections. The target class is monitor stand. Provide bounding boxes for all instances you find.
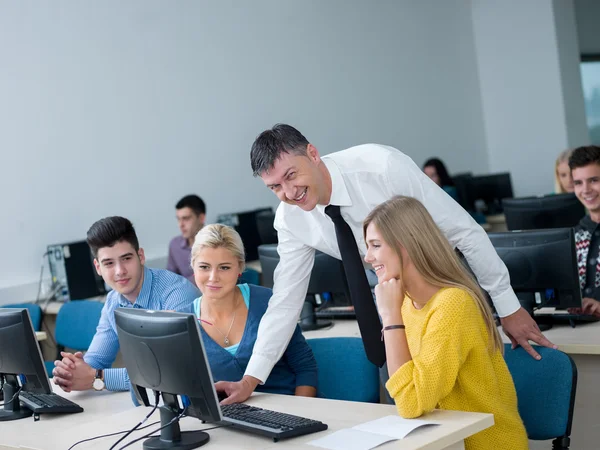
[0,376,33,421]
[518,293,552,332]
[143,394,209,450]
[299,300,332,332]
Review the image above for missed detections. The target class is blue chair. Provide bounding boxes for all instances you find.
[239,268,260,286]
[307,337,379,403]
[2,303,42,331]
[45,300,104,377]
[504,344,577,449]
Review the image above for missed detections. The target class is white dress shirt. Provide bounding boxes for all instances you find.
[245,143,520,383]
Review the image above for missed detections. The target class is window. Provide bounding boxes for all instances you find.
[581,55,600,145]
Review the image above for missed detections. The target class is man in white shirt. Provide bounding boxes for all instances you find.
[215,124,555,404]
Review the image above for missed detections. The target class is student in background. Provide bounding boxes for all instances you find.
[167,194,206,283]
[555,149,574,194]
[422,158,459,202]
[363,196,528,449]
[52,216,198,393]
[189,224,317,397]
[568,146,600,317]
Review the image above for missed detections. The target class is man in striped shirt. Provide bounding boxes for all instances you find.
[52,216,198,393]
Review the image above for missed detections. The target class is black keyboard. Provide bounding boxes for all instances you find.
[536,313,600,327]
[19,391,84,414]
[221,403,327,442]
[315,306,356,320]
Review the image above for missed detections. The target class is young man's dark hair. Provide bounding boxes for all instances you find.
[86,216,139,257]
[250,123,310,177]
[175,194,206,216]
[569,145,600,170]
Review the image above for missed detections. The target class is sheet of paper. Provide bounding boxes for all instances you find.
[307,429,396,450]
[352,415,440,439]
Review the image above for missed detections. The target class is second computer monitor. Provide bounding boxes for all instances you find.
[216,207,274,261]
[503,193,585,231]
[489,228,581,314]
[459,172,513,214]
[257,244,350,302]
[0,308,52,421]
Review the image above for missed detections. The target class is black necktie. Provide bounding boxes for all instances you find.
[325,205,386,367]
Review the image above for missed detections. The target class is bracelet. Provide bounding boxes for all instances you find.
[381,324,405,341]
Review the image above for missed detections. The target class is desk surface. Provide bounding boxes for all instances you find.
[306,318,600,355]
[4,389,492,450]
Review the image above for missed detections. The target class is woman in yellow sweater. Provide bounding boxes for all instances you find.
[363,195,528,450]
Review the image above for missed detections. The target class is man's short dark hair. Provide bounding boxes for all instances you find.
[569,145,600,170]
[86,216,139,257]
[175,195,206,216]
[250,124,310,177]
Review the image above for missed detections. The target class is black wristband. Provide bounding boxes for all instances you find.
[381,324,405,341]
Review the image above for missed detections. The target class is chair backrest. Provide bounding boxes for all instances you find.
[258,244,350,299]
[307,337,379,403]
[2,303,42,331]
[504,344,577,442]
[55,300,105,351]
[239,268,260,285]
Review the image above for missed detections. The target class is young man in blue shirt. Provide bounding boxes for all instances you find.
[52,216,198,393]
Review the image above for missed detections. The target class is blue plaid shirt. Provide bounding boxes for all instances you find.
[84,266,198,391]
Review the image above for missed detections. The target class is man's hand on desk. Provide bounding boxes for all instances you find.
[501,307,557,360]
[568,297,600,317]
[52,351,95,392]
[214,375,261,405]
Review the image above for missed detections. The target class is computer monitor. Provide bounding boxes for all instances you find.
[47,240,107,301]
[502,193,585,231]
[488,228,581,330]
[255,210,278,245]
[216,207,274,261]
[0,308,52,421]
[460,173,514,214]
[257,244,350,329]
[114,308,222,449]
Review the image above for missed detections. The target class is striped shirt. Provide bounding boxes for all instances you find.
[84,266,198,391]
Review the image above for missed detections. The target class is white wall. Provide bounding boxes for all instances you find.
[471,0,589,197]
[0,1,489,303]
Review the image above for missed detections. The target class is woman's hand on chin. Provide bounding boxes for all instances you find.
[374,278,405,326]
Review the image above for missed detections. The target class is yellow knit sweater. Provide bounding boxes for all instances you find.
[385,288,528,450]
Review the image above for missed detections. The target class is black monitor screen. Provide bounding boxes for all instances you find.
[0,308,51,394]
[114,308,222,424]
[489,228,580,310]
[463,173,513,214]
[217,208,273,261]
[503,193,585,231]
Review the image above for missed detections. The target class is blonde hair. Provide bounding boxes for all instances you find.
[363,196,503,354]
[190,224,246,271]
[555,149,573,194]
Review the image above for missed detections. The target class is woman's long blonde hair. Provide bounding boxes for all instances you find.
[363,196,503,354]
[555,149,573,194]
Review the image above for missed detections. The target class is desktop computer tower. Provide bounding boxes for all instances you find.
[47,240,107,301]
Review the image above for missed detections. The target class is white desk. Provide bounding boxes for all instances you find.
[3,389,492,450]
[305,319,598,449]
[2,387,134,449]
